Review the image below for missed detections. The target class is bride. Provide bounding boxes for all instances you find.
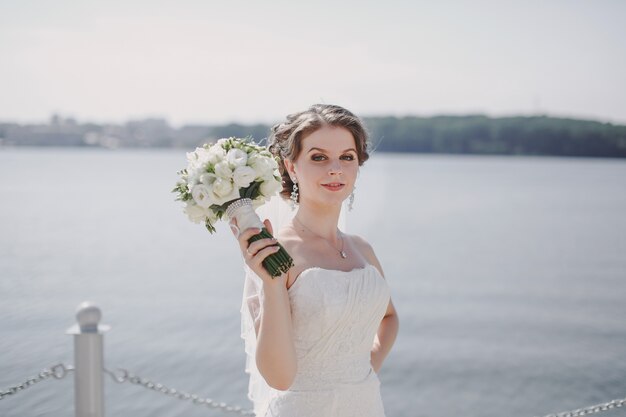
[229,104,399,417]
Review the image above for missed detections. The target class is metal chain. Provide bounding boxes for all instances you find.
[2,362,625,417]
[537,396,626,417]
[104,367,254,416]
[0,363,73,400]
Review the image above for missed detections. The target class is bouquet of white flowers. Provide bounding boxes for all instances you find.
[173,137,293,277]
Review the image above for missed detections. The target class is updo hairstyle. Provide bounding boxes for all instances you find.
[267,104,370,202]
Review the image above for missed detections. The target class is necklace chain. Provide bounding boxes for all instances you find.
[294,217,347,259]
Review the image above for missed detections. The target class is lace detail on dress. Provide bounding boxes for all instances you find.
[259,263,390,417]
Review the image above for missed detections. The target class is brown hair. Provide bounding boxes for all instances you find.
[267,104,370,201]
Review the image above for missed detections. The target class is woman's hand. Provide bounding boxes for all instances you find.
[230,218,286,285]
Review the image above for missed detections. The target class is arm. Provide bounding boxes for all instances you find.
[232,219,297,391]
[352,235,399,373]
[255,277,297,390]
[371,298,399,373]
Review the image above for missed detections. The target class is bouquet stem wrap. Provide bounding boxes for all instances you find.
[226,198,294,278]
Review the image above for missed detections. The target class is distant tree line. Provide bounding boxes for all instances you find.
[364,115,626,158]
[1,114,625,158]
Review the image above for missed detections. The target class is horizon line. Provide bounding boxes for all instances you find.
[1,110,625,128]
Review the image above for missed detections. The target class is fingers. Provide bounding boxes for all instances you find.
[234,226,279,272]
[263,218,273,235]
[238,227,262,244]
[247,236,278,257]
[246,243,280,266]
[236,227,263,255]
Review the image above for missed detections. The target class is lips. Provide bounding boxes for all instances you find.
[321,182,345,191]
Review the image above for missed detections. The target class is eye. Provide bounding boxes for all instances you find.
[311,154,326,161]
[341,154,356,161]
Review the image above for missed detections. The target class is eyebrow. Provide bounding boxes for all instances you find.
[306,147,357,153]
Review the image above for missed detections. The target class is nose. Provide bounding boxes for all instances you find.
[329,160,342,175]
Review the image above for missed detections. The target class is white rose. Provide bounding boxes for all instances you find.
[260,176,282,199]
[254,151,278,169]
[186,147,217,182]
[232,166,256,188]
[195,146,209,157]
[190,159,212,182]
[227,148,248,168]
[206,145,226,165]
[246,153,259,169]
[186,170,199,187]
[267,156,278,169]
[248,154,274,179]
[187,147,205,161]
[211,178,241,205]
[212,177,232,197]
[191,184,214,208]
[185,151,201,173]
[214,161,232,179]
[200,172,217,186]
[189,147,211,166]
[186,151,197,164]
[184,202,207,224]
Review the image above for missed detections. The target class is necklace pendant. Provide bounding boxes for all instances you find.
[340,250,347,259]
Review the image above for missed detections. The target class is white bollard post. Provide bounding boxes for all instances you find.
[66,302,111,417]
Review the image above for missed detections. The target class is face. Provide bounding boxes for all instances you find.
[284,125,359,209]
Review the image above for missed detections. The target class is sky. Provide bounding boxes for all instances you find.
[1,0,625,127]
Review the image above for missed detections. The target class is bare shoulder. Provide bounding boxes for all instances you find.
[345,233,386,279]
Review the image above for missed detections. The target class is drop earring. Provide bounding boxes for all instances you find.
[348,185,356,211]
[290,178,299,210]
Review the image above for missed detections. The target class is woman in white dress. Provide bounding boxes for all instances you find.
[230,104,399,417]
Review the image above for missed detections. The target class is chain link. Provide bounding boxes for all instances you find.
[536,396,626,417]
[0,363,73,400]
[104,367,254,416]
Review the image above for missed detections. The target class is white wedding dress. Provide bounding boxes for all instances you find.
[241,262,391,417]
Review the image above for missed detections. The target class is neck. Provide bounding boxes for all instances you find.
[294,199,342,245]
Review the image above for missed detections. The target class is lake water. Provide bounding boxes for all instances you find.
[1,148,625,417]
